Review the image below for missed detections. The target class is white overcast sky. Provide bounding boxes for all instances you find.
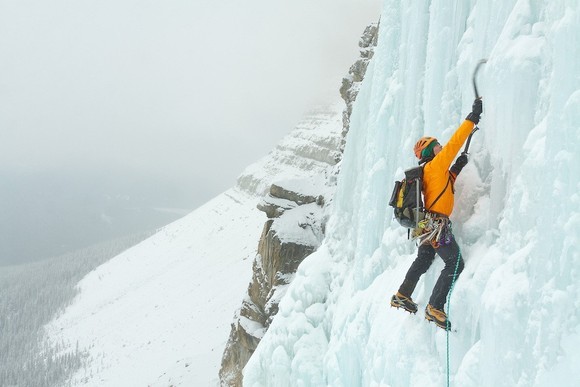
[0,0,380,208]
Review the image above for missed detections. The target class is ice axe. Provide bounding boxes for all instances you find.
[463,59,487,155]
[472,59,487,99]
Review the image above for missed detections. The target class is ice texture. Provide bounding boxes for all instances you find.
[244,1,580,386]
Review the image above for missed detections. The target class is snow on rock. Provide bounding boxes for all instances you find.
[271,175,326,202]
[236,104,344,197]
[257,176,325,219]
[244,1,580,386]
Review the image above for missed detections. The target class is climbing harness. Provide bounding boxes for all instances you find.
[410,213,452,247]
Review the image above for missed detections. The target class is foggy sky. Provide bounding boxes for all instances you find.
[0,0,380,263]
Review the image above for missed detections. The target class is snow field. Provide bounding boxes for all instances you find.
[46,189,264,386]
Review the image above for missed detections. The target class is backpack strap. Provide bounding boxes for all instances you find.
[426,175,452,212]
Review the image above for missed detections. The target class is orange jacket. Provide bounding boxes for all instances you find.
[423,120,475,217]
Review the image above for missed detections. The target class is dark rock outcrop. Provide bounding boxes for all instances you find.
[339,23,379,153]
[219,182,322,386]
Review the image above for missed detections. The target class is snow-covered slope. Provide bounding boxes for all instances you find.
[45,104,344,386]
[46,189,263,386]
[244,1,579,386]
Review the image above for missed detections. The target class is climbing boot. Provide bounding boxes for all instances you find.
[425,304,451,331]
[390,292,418,314]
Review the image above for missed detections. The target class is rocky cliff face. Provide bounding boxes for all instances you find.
[339,23,379,153]
[219,182,324,387]
[219,24,378,387]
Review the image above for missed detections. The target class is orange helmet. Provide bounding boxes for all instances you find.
[414,136,438,159]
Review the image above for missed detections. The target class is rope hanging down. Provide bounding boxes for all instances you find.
[445,58,486,387]
[445,251,462,387]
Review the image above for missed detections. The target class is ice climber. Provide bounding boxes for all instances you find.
[390,98,483,330]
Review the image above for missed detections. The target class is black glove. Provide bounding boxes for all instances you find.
[466,98,483,124]
[450,154,468,175]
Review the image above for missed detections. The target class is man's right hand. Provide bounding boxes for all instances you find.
[466,97,483,124]
[472,98,482,116]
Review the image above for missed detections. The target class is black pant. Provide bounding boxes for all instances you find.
[398,235,464,309]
